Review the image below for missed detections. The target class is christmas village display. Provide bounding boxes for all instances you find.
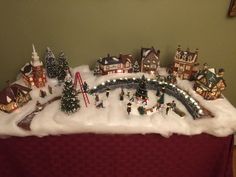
[0,44,235,138]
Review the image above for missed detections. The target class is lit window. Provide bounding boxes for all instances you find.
[125,62,130,67]
[39,78,42,82]
[185,65,191,70]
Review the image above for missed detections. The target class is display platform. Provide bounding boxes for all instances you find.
[0,133,233,177]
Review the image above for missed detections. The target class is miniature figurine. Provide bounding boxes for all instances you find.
[127,102,132,115]
[48,85,53,94]
[129,93,135,102]
[120,90,124,101]
[36,101,43,112]
[166,100,176,115]
[106,88,110,98]
[95,94,100,103]
[96,100,104,108]
[40,90,47,98]
[126,91,130,99]
[83,81,89,93]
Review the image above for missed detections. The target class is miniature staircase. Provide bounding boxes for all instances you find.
[74,71,90,107]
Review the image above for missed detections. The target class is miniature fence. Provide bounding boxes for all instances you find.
[89,77,204,119]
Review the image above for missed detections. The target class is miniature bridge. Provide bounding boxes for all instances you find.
[89,77,209,119]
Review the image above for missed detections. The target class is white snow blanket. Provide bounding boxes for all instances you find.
[0,66,236,138]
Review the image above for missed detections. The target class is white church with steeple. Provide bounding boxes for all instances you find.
[20,45,47,88]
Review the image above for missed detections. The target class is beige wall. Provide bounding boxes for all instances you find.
[0,0,236,106]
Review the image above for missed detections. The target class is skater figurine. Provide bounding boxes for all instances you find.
[96,100,104,108]
[106,88,110,98]
[36,101,43,111]
[170,100,176,110]
[83,81,89,93]
[126,91,130,99]
[127,102,132,115]
[166,102,172,115]
[95,94,100,103]
[120,88,125,101]
[166,100,176,115]
[129,93,135,102]
[142,97,148,105]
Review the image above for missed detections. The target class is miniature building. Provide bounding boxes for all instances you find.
[97,54,133,75]
[20,45,47,88]
[0,83,32,113]
[119,54,133,73]
[194,68,226,100]
[172,45,199,80]
[140,47,160,74]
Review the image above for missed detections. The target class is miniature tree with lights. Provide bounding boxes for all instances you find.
[57,52,69,82]
[133,61,140,73]
[135,75,148,99]
[45,47,58,78]
[61,75,80,114]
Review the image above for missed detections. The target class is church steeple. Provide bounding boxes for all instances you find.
[31,44,42,67]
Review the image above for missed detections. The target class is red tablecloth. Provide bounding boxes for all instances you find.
[0,133,233,177]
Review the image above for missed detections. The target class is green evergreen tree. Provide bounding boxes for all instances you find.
[133,61,140,73]
[135,75,148,99]
[45,47,58,78]
[57,52,69,82]
[157,93,165,105]
[138,106,146,115]
[61,76,80,114]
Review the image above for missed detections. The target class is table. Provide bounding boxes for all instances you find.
[0,133,233,177]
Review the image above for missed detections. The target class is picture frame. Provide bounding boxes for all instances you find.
[228,0,236,17]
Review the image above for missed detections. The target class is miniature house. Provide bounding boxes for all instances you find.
[0,83,32,113]
[119,54,133,73]
[172,45,199,80]
[194,68,226,100]
[97,54,133,75]
[20,45,47,88]
[140,47,160,75]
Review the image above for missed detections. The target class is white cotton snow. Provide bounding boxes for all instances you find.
[0,65,235,138]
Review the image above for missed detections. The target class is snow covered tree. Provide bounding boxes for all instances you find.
[61,76,80,114]
[44,47,58,78]
[157,93,165,105]
[133,61,140,73]
[135,75,148,99]
[94,63,101,75]
[57,52,69,82]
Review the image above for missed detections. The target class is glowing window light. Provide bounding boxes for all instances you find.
[94,86,97,89]
[113,79,116,82]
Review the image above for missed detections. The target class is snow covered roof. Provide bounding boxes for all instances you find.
[119,54,134,64]
[0,84,31,104]
[141,47,160,59]
[176,48,198,62]
[20,63,33,76]
[97,54,122,65]
[197,68,226,89]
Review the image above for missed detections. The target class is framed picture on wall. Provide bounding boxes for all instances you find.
[228,0,236,17]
